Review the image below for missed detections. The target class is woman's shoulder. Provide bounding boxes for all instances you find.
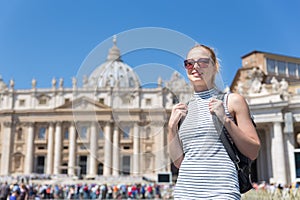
[227,92,245,101]
[227,92,248,110]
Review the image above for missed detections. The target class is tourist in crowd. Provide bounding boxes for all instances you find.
[0,182,10,200]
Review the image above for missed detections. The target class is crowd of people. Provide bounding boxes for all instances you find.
[2,180,300,199]
[0,181,174,200]
[242,182,300,199]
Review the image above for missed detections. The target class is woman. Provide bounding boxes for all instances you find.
[168,44,260,199]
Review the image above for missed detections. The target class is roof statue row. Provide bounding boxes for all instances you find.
[237,67,290,100]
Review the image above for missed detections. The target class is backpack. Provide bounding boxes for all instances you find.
[213,93,254,194]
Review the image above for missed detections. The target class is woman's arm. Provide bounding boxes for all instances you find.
[224,93,260,160]
[209,93,261,160]
[168,103,187,168]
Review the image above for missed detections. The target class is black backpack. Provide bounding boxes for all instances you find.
[213,93,254,194]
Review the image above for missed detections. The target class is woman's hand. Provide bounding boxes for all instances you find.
[168,102,187,168]
[208,98,226,123]
[168,103,188,132]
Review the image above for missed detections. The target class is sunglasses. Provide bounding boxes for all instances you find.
[184,58,211,70]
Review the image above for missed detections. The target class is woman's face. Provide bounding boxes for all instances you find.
[186,47,216,90]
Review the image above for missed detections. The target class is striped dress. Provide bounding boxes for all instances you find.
[174,88,240,199]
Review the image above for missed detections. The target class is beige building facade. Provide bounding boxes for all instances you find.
[0,39,191,182]
[231,50,300,185]
[1,40,300,186]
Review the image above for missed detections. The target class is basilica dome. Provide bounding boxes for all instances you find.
[89,36,140,88]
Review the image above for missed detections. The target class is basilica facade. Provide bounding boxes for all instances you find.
[1,39,300,185]
[0,38,192,182]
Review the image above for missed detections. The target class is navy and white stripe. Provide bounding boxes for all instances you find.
[174,88,240,200]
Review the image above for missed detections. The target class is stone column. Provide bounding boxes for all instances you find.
[112,125,119,176]
[53,122,62,175]
[24,122,34,174]
[0,122,13,175]
[284,112,296,184]
[133,123,140,174]
[265,126,273,180]
[155,125,165,172]
[271,122,287,184]
[68,122,76,176]
[286,133,296,184]
[46,122,54,174]
[89,122,98,176]
[103,122,112,176]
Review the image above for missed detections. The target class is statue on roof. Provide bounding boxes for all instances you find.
[9,79,14,89]
[32,78,37,89]
[279,78,289,100]
[0,75,8,91]
[271,76,279,93]
[59,78,64,88]
[249,67,263,94]
[52,77,57,88]
[72,77,77,88]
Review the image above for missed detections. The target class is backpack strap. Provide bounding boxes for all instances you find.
[212,93,241,167]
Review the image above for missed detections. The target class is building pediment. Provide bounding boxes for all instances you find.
[55,96,110,111]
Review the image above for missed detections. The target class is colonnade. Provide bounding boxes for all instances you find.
[0,121,150,176]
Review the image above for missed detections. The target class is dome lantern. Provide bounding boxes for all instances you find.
[106,35,121,61]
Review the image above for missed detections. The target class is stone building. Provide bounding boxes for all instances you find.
[1,39,300,186]
[231,50,300,185]
[0,38,191,182]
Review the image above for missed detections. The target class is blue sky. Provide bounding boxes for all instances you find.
[0,0,300,89]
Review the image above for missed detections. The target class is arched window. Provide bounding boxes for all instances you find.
[98,163,103,175]
[79,126,88,139]
[98,128,104,139]
[61,163,68,174]
[38,95,49,105]
[36,156,45,174]
[17,128,23,140]
[64,128,69,140]
[14,154,22,171]
[121,155,131,175]
[38,127,46,140]
[122,126,131,139]
[79,156,87,175]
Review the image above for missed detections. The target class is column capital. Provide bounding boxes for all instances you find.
[104,121,114,126]
[137,120,149,127]
[273,121,282,125]
[3,121,12,127]
[45,121,56,127]
[113,124,119,131]
[68,121,76,127]
[12,117,19,125]
[23,122,35,127]
[90,121,98,126]
[55,121,62,126]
